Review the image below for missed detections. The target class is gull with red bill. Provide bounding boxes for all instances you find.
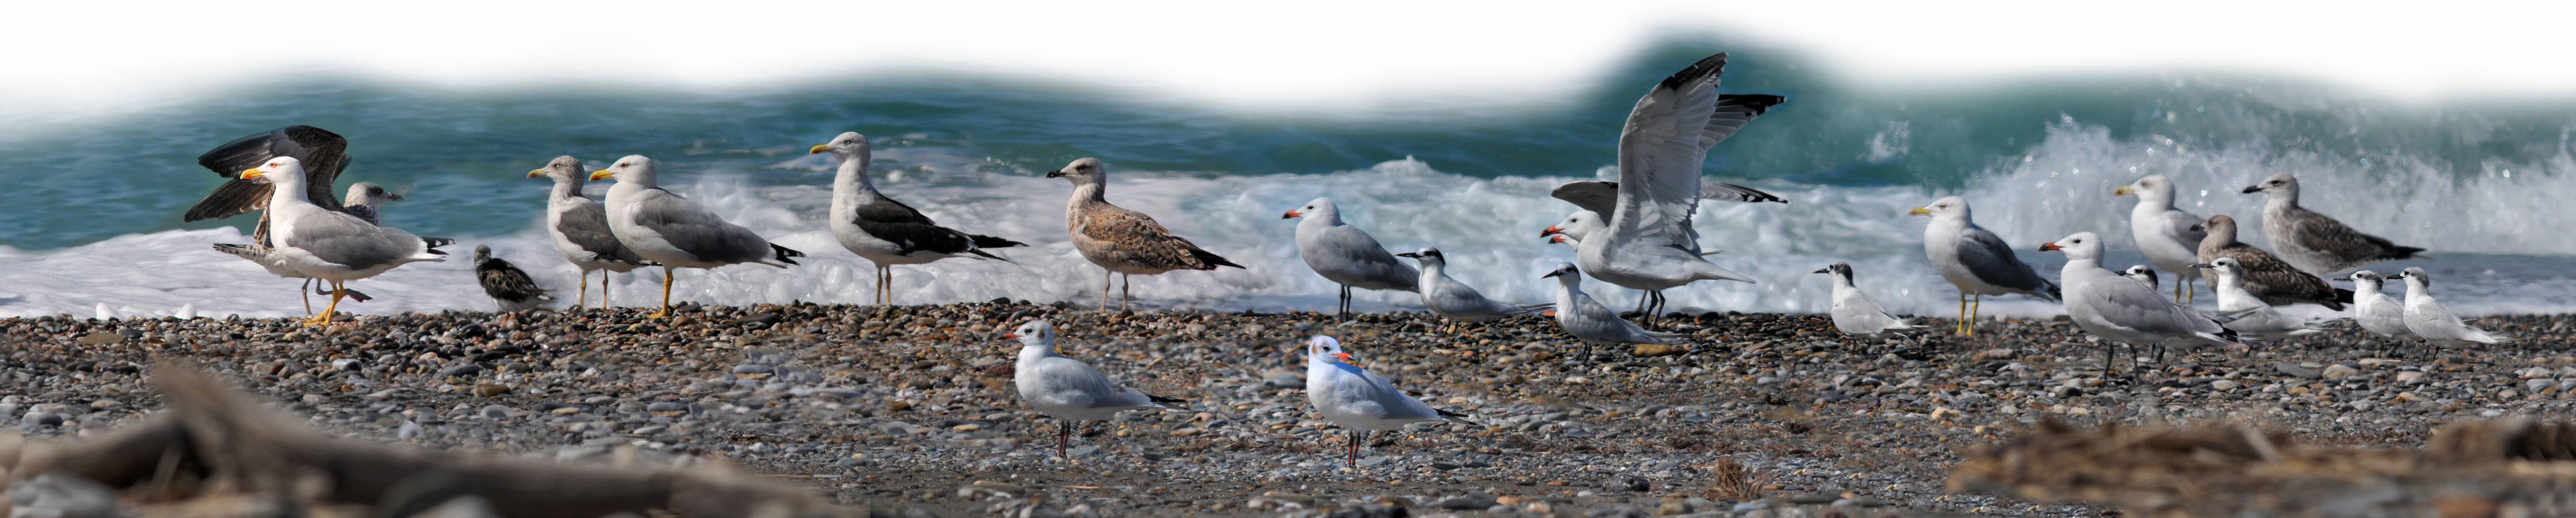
[2040,232,2239,372]
[1283,197,1418,315]
[1304,336,1479,469]
[1009,319,1187,460]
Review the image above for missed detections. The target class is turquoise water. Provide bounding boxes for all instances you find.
[2,41,2571,318]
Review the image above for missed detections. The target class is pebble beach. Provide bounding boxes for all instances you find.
[3,303,2572,517]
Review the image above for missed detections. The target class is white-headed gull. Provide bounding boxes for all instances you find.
[1912,196,2059,335]
[237,157,450,326]
[2041,232,2238,371]
[1285,197,1419,315]
[593,155,805,318]
[2116,175,2207,303]
[529,156,651,310]
[1010,320,1187,459]
[1304,335,1476,469]
[814,132,1025,305]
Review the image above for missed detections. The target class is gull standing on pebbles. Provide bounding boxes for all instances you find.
[188,125,402,314]
[473,245,554,313]
[1547,52,1781,322]
[812,133,1025,304]
[1008,320,1186,460]
[2332,271,2415,346]
[530,157,651,310]
[2040,233,2238,371]
[2395,268,2514,348]
[238,157,450,326]
[2116,175,2207,302]
[1395,247,1548,332]
[593,155,805,318]
[2121,265,2161,292]
[1285,197,1418,315]
[1304,336,1478,469]
[212,182,413,314]
[2243,173,2425,275]
[1813,262,1925,336]
[1048,158,1244,312]
[2196,215,2351,309]
[1912,196,2059,335]
[2192,258,2338,341]
[1542,263,1679,346]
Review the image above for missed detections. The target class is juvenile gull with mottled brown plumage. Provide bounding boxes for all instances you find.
[1045,158,1243,312]
[2242,173,2425,275]
[2195,214,2352,310]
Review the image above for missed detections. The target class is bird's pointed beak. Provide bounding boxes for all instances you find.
[1540,226,1563,237]
[526,169,546,178]
[1333,352,1354,363]
[239,168,266,180]
[1908,207,1932,216]
[1812,268,1828,274]
[1541,270,1563,279]
[2188,263,2214,269]
[1282,210,1301,219]
[809,144,831,154]
[2038,242,2063,252]
[1395,252,1420,258]
[385,193,405,201]
[1044,170,1065,178]
[2113,185,2135,196]
[1548,235,1569,244]
[2331,276,2351,281]
[2240,185,2263,193]
[1002,333,1017,340]
[589,170,613,181]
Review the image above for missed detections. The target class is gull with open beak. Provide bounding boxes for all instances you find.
[1009,319,1187,460]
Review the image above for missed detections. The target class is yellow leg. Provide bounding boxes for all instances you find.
[650,267,673,319]
[306,281,348,326]
[577,269,590,309]
[1968,295,1982,336]
[1955,294,1969,335]
[600,271,612,310]
[2183,283,2195,304]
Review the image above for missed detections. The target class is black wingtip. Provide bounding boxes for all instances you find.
[1718,94,1788,116]
[1194,249,1247,270]
[964,248,1016,264]
[970,234,1027,249]
[772,243,805,265]
[2385,246,2427,260]
[1437,408,1482,427]
[1659,52,1730,92]
[1147,394,1189,407]
[421,237,456,250]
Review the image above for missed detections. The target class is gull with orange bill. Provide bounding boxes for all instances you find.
[1304,335,1479,469]
[2040,232,2238,372]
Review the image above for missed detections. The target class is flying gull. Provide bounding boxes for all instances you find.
[2193,258,2339,341]
[1047,158,1244,312]
[1395,247,1548,333]
[1285,197,1419,315]
[2395,268,2514,348]
[238,157,449,326]
[2331,271,2416,346]
[1542,263,1680,347]
[1912,196,2060,336]
[2195,215,2351,309]
[474,245,554,313]
[1813,262,1926,337]
[2116,175,2208,302]
[529,156,651,310]
[1548,52,1779,323]
[1303,335,1478,469]
[2242,173,2425,275]
[1008,319,1185,460]
[812,133,1025,305]
[593,155,805,318]
[2040,232,2238,372]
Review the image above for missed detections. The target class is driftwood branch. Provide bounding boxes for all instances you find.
[2,363,878,518]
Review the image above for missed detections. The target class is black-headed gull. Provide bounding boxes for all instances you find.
[1304,336,1476,469]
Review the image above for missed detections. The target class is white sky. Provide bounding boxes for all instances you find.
[4,0,2570,120]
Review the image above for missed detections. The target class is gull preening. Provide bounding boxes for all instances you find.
[2195,215,2351,310]
[1549,52,1779,321]
[1814,262,1925,336]
[2041,232,2237,371]
[1009,320,1185,459]
[2243,173,2425,275]
[530,156,651,310]
[1048,158,1244,312]
[1304,336,1477,469]
[1912,196,2060,336]
[2333,271,2416,344]
[2194,258,2338,341]
[2395,268,2514,348]
[2116,175,2207,302]
[1285,197,1418,315]
[1395,247,1547,332]
[2121,265,2161,292]
[473,245,554,313]
[238,157,450,326]
[593,155,805,318]
[1542,263,1680,346]
[812,132,1026,304]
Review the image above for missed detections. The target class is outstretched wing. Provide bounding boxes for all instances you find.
[1611,53,1784,250]
[187,125,352,221]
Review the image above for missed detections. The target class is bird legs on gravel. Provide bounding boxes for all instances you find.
[1953,294,1987,336]
[1344,429,1365,469]
[650,266,675,319]
[1056,420,1074,460]
[304,281,350,327]
[1097,271,1138,313]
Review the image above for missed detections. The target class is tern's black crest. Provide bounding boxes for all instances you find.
[1659,52,1730,92]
